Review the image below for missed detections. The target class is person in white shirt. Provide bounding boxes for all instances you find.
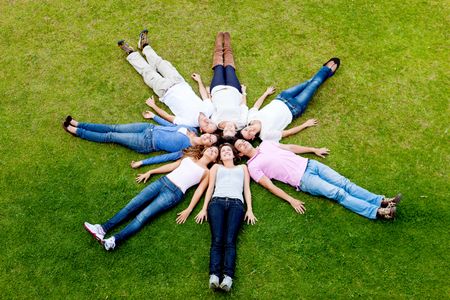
[240,58,341,141]
[208,32,248,136]
[118,29,217,134]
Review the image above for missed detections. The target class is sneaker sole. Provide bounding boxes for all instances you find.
[138,29,148,50]
[83,224,104,245]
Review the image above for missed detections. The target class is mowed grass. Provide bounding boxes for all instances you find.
[0,0,448,299]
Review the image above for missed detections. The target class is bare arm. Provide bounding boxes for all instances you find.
[191,73,209,101]
[282,119,318,138]
[145,96,176,123]
[278,143,330,158]
[135,159,182,183]
[195,164,219,224]
[258,176,306,214]
[243,165,257,224]
[252,86,276,110]
[176,170,210,224]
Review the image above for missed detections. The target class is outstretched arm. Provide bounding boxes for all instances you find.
[145,96,176,123]
[278,143,330,158]
[132,151,184,168]
[243,165,257,224]
[191,73,210,100]
[195,164,218,224]
[282,119,318,138]
[252,86,276,110]
[135,159,182,183]
[176,170,210,224]
[258,176,306,214]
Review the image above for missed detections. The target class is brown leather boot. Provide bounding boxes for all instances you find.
[223,32,235,68]
[212,32,224,68]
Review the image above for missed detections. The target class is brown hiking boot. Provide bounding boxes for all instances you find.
[118,40,134,55]
[377,206,396,220]
[381,193,403,207]
[223,32,235,68]
[212,32,224,68]
[138,29,149,51]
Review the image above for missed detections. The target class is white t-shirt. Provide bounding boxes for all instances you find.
[210,85,248,129]
[247,99,292,141]
[160,82,214,127]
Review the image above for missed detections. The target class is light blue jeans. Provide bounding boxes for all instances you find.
[101,176,184,245]
[276,66,332,118]
[76,122,154,153]
[299,160,383,219]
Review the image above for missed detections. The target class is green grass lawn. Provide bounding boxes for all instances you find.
[1,0,448,298]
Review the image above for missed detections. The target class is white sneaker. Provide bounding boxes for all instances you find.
[84,222,105,242]
[209,275,219,289]
[103,236,116,251]
[220,275,233,292]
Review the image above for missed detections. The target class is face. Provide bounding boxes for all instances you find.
[222,121,237,137]
[199,115,217,134]
[220,145,235,161]
[234,139,253,155]
[203,146,219,161]
[241,124,258,140]
[200,133,218,146]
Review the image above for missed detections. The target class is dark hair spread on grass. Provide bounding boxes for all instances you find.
[219,135,237,146]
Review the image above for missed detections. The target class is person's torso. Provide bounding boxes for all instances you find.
[212,165,245,201]
[252,100,292,140]
[151,125,192,152]
[166,157,205,193]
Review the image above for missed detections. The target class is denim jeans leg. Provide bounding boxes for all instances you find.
[277,79,311,100]
[210,65,226,90]
[77,122,152,133]
[309,160,383,206]
[223,200,245,278]
[208,199,226,276]
[301,168,379,219]
[76,129,148,153]
[114,183,183,245]
[102,178,165,233]
[224,66,242,93]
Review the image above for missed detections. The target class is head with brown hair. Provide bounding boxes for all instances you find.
[218,143,240,165]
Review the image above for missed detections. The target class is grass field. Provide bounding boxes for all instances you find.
[0,0,448,299]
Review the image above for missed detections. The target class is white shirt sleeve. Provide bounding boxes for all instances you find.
[260,130,282,142]
[247,107,259,122]
[237,104,249,129]
[202,99,215,117]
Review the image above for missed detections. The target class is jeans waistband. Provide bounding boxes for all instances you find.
[211,196,243,203]
[161,176,184,197]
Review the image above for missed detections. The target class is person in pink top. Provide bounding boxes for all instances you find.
[234,139,402,220]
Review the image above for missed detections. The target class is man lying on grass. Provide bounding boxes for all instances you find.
[234,139,402,220]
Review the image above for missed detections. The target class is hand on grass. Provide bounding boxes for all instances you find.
[191,73,202,82]
[145,96,156,108]
[176,208,192,224]
[136,172,151,183]
[290,199,306,214]
[244,210,258,225]
[314,148,330,158]
[142,111,155,119]
[195,209,208,224]
[130,160,143,169]
[265,86,276,95]
[303,118,318,128]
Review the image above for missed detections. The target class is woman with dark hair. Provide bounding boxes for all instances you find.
[84,146,219,250]
[195,143,257,292]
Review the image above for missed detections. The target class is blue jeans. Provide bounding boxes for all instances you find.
[101,176,184,245]
[276,66,332,118]
[76,122,155,153]
[210,65,242,93]
[207,197,245,278]
[299,160,383,219]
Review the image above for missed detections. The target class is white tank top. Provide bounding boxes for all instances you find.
[166,157,205,193]
[212,165,245,202]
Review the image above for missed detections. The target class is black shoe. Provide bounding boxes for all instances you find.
[62,121,76,136]
[323,57,340,77]
[138,29,149,51]
[64,115,72,127]
[118,40,134,55]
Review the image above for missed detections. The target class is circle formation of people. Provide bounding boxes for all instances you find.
[62,30,402,292]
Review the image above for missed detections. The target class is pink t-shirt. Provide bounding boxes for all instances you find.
[247,141,308,188]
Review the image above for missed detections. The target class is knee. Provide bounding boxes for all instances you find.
[211,237,224,248]
[331,188,347,204]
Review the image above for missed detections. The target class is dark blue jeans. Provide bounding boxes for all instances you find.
[102,176,184,245]
[276,66,332,118]
[76,122,155,153]
[207,197,245,278]
[210,65,242,93]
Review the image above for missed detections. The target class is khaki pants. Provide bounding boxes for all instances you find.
[127,46,184,97]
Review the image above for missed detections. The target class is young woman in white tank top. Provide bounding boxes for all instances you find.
[83,146,218,251]
[195,143,257,292]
